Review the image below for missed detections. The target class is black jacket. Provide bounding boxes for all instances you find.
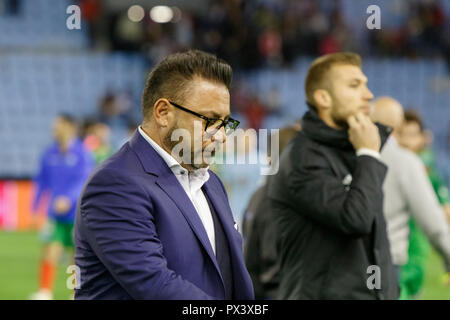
[267,110,399,300]
[243,178,280,300]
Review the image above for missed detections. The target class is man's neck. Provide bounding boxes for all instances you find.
[140,124,197,172]
[140,125,163,150]
[318,110,342,130]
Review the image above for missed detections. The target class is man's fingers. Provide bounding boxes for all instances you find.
[355,112,368,127]
[347,115,358,129]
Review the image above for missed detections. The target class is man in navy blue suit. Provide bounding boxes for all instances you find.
[74,50,254,300]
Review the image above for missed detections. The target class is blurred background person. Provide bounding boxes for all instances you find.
[81,119,113,165]
[399,110,450,223]
[30,115,94,300]
[242,125,300,300]
[371,97,450,300]
[267,52,398,300]
[96,91,137,148]
[398,109,450,298]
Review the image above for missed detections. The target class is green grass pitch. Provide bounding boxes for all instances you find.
[0,230,448,300]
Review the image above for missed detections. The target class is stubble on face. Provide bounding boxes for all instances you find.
[329,94,350,129]
[162,120,184,160]
[176,79,230,170]
[162,119,216,170]
[327,65,373,129]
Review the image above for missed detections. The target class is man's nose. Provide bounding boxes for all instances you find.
[364,86,374,100]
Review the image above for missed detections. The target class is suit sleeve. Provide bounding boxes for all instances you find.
[284,151,387,237]
[79,168,215,299]
[401,156,450,272]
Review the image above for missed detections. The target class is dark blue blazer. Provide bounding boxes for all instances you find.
[74,131,254,300]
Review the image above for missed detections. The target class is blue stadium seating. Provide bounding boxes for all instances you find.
[0,0,87,49]
[0,53,448,179]
[0,52,147,177]
[0,0,448,185]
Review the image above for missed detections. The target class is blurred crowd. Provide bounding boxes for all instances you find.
[75,0,450,69]
[369,0,449,59]
[80,0,353,68]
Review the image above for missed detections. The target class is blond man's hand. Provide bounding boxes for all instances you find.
[347,112,381,152]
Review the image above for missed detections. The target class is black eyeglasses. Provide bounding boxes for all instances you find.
[169,101,240,136]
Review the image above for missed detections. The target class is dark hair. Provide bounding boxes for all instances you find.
[305,52,362,110]
[142,49,233,119]
[58,113,77,126]
[80,117,107,139]
[404,109,425,131]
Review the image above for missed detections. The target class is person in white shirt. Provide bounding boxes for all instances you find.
[371,96,450,295]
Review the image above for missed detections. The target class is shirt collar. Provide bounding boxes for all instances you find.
[138,126,186,174]
[138,126,210,185]
[189,167,210,185]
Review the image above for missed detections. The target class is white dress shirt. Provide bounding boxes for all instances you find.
[356,147,381,160]
[138,126,216,255]
[380,135,450,267]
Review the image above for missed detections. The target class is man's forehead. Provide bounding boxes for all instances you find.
[330,64,367,82]
[191,77,227,92]
[187,78,230,115]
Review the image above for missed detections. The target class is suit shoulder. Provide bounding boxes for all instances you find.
[97,142,144,173]
[80,157,151,213]
[86,144,144,185]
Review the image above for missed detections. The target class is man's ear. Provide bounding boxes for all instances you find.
[152,98,172,127]
[313,89,332,111]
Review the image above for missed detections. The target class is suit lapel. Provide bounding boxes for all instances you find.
[130,131,219,261]
[155,174,218,259]
[129,130,230,296]
[202,181,241,265]
[203,179,254,299]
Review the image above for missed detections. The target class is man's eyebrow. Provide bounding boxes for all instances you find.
[348,77,368,83]
[204,111,229,119]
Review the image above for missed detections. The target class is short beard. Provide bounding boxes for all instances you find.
[191,146,216,170]
[329,94,349,130]
[163,123,213,171]
[163,123,180,156]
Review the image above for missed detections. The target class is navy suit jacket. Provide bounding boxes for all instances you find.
[74,131,254,300]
